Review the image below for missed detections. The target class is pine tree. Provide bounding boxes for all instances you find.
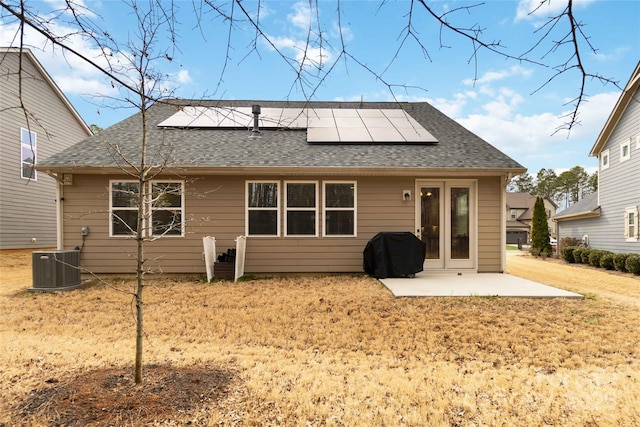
[531,196,552,257]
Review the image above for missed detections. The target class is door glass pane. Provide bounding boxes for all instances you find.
[421,187,440,259]
[451,187,469,260]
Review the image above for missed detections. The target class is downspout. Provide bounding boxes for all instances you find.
[57,179,64,250]
[47,172,64,250]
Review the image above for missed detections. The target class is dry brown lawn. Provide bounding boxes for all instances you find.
[0,249,639,426]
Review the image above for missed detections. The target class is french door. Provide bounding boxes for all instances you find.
[415,180,476,270]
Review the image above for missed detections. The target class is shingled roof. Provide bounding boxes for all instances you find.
[38,100,525,175]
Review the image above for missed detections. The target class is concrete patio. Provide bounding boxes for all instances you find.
[380,271,583,298]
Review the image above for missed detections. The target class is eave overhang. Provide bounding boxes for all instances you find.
[38,165,527,178]
[553,207,601,222]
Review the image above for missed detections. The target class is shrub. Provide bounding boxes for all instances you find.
[561,246,578,263]
[600,252,615,270]
[625,255,640,275]
[572,247,586,264]
[614,253,630,272]
[588,250,604,268]
[561,237,580,248]
[580,248,593,264]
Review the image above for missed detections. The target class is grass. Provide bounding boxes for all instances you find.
[0,250,639,426]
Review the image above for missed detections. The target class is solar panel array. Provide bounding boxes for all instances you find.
[157,106,438,144]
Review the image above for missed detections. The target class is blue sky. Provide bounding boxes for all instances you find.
[2,0,639,176]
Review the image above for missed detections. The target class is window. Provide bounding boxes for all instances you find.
[110,181,140,236]
[285,181,318,236]
[323,181,356,236]
[151,181,184,236]
[620,139,631,162]
[247,181,279,236]
[20,128,37,180]
[624,206,638,242]
[110,180,184,237]
[601,149,609,170]
[510,209,517,219]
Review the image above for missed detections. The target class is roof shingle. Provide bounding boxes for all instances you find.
[38,100,525,173]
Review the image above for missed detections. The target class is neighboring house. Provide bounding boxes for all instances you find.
[555,61,640,254]
[0,47,91,249]
[37,100,525,275]
[506,192,557,244]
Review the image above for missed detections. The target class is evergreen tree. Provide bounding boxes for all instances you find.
[531,196,552,256]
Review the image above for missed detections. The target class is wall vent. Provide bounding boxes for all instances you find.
[31,250,82,291]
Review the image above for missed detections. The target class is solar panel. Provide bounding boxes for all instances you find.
[157,107,438,144]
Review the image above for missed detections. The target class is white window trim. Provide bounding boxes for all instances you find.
[109,180,185,238]
[322,181,357,237]
[624,206,639,242]
[284,181,319,237]
[246,181,280,237]
[20,127,37,180]
[635,134,640,150]
[620,139,631,162]
[601,149,609,170]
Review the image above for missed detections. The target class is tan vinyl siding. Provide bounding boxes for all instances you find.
[0,51,90,249]
[477,176,503,272]
[63,174,505,274]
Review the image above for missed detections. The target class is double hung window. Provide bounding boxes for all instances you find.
[625,207,639,242]
[601,149,609,170]
[323,182,356,237]
[285,182,318,236]
[110,180,184,237]
[20,128,37,180]
[247,181,279,236]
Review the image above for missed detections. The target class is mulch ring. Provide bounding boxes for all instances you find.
[15,364,238,426]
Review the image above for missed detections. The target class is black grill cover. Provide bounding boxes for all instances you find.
[363,232,427,279]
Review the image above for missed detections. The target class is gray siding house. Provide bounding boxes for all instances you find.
[0,47,91,249]
[555,61,640,254]
[37,99,525,275]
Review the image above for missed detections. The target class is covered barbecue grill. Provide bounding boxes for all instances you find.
[363,232,426,279]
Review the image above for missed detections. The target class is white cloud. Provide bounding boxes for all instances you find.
[269,35,331,69]
[515,0,595,22]
[454,88,619,173]
[175,69,192,84]
[463,65,533,86]
[288,1,313,30]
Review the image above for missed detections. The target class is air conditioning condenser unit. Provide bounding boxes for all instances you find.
[30,250,82,292]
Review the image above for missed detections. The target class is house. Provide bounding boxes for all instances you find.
[554,61,640,254]
[0,47,92,249]
[506,192,557,244]
[36,100,525,275]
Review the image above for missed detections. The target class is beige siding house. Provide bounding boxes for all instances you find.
[506,192,557,244]
[0,47,91,249]
[37,100,525,275]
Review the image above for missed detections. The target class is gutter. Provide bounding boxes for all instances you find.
[553,208,601,222]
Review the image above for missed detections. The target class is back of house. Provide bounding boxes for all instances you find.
[37,99,525,276]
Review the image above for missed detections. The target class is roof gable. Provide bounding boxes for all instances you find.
[589,61,640,157]
[0,47,91,136]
